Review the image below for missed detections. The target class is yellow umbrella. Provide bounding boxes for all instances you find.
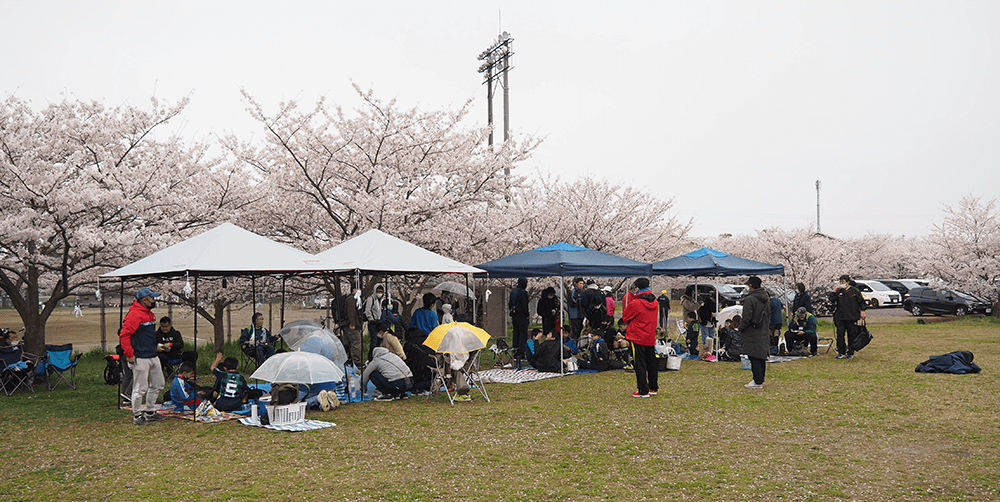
[423,322,492,353]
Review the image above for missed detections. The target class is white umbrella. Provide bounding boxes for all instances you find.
[250,351,345,384]
[431,281,476,298]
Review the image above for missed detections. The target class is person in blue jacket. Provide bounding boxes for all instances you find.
[409,293,439,338]
[768,291,784,351]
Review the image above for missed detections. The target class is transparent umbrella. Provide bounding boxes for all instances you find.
[250,351,345,385]
[277,320,323,348]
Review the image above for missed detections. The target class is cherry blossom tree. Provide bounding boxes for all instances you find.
[0,95,251,354]
[925,194,1000,312]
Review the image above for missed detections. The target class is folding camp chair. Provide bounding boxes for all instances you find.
[44,344,81,391]
[1,345,38,396]
[817,336,834,354]
[459,349,490,403]
[490,338,516,368]
[240,344,259,373]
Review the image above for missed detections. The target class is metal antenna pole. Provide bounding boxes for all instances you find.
[816,180,821,233]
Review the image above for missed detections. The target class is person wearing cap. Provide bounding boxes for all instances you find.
[739,277,770,389]
[622,277,658,398]
[602,286,616,319]
[119,287,166,425]
[830,274,866,360]
[785,307,818,356]
[656,289,671,329]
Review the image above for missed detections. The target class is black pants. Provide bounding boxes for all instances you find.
[784,331,818,354]
[835,320,859,355]
[630,342,658,395]
[570,318,584,339]
[511,317,529,357]
[749,356,767,384]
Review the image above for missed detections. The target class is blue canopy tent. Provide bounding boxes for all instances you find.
[652,247,784,354]
[651,247,784,276]
[475,243,652,373]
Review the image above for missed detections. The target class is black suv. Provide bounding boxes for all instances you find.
[686,283,744,308]
[903,287,993,316]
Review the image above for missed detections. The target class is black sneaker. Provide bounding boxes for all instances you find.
[133,414,148,425]
[144,412,166,422]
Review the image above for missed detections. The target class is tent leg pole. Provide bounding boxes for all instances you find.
[280,276,286,329]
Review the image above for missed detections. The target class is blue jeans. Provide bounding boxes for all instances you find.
[369,371,410,398]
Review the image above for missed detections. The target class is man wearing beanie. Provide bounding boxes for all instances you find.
[622,277,658,398]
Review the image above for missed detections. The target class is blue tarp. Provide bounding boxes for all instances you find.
[651,247,784,276]
[475,242,652,278]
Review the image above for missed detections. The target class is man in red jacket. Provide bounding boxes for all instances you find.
[120,287,165,425]
[622,277,658,398]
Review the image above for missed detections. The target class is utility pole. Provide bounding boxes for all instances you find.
[477,31,514,153]
[816,180,821,233]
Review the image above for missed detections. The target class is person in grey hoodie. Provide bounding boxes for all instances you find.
[362,346,413,400]
[739,277,771,389]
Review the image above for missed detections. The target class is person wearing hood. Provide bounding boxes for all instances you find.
[582,279,606,330]
[362,346,414,401]
[509,277,530,358]
[536,287,559,337]
[680,285,701,328]
[739,277,771,389]
[622,278,658,398]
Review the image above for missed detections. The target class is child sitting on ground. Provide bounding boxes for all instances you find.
[611,318,629,351]
[210,353,249,412]
[561,330,579,355]
[685,312,701,356]
[169,362,210,411]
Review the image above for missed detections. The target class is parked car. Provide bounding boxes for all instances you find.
[875,279,925,300]
[903,287,994,316]
[854,280,903,308]
[687,283,743,308]
[727,284,748,296]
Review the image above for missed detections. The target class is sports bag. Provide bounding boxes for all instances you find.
[850,321,873,352]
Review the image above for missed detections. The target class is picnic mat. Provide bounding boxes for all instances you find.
[477,368,565,384]
[123,403,244,423]
[239,417,336,432]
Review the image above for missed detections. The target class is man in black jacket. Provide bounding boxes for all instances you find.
[533,331,564,373]
[830,275,866,360]
[508,277,530,358]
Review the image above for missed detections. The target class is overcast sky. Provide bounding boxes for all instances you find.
[3,1,998,239]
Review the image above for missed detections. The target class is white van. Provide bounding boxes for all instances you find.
[855,280,902,308]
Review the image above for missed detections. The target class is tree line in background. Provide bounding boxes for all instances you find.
[1,91,997,354]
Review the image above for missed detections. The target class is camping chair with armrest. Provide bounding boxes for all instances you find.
[240,343,260,373]
[1,345,39,396]
[44,343,81,391]
[490,338,516,368]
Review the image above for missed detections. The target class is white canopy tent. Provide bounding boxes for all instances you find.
[102,222,331,279]
[315,229,485,325]
[101,223,340,413]
[315,229,484,275]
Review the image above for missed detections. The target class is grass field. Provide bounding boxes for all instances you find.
[1,310,998,501]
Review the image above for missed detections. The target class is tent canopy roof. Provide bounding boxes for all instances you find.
[475,242,652,278]
[315,229,484,274]
[101,222,331,279]
[651,247,784,276]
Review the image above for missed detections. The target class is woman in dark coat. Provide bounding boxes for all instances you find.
[739,277,771,389]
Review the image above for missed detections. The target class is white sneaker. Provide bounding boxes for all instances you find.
[318,390,331,411]
[744,381,764,389]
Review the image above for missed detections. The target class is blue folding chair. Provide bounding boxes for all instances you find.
[44,343,81,391]
[1,345,38,396]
